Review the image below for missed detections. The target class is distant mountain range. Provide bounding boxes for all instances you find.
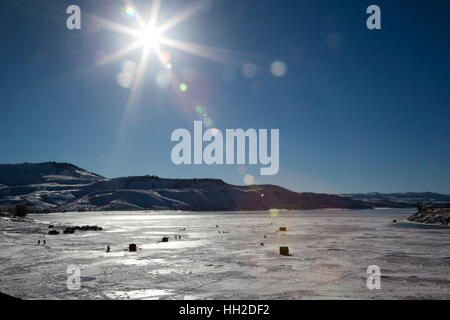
[0,162,448,212]
[341,192,450,208]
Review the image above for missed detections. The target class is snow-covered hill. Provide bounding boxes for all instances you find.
[0,162,105,210]
[60,177,368,212]
[342,192,450,208]
[0,162,370,212]
[0,162,103,186]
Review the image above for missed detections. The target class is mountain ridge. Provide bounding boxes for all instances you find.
[0,162,369,212]
[0,162,448,212]
[342,192,450,208]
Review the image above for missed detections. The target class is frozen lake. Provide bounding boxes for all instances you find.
[0,209,449,299]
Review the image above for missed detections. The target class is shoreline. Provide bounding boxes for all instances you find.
[13,206,415,216]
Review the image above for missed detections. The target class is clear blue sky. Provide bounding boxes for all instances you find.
[0,0,449,194]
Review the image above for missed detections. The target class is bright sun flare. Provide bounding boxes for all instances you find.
[137,27,161,49]
[90,0,237,117]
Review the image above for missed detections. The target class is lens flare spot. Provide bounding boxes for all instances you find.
[211,128,219,136]
[196,105,206,114]
[179,83,188,92]
[270,208,280,218]
[125,5,135,17]
[261,193,265,198]
[117,72,133,88]
[244,174,254,185]
[270,61,287,77]
[203,117,213,127]
[122,60,138,75]
[159,51,171,65]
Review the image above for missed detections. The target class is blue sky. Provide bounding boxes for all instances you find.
[0,0,449,193]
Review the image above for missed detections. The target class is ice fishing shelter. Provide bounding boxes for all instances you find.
[129,243,137,252]
[280,247,290,256]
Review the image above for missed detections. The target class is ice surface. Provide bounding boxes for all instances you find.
[0,209,449,299]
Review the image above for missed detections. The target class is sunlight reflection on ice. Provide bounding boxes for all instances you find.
[104,289,173,300]
[140,240,204,250]
[119,258,153,266]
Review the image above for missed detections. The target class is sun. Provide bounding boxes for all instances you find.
[137,27,161,50]
[91,2,228,69]
[89,0,237,120]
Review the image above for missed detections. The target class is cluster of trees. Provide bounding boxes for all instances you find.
[2,204,28,217]
[14,205,28,217]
